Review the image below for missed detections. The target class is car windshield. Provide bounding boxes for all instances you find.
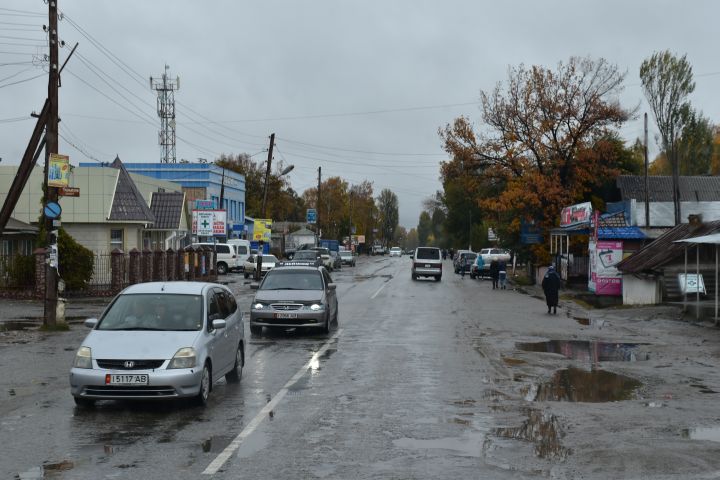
[97,294,203,331]
[315,248,330,255]
[416,248,440,260]
[263,255,279,262]
[260,270,324,290]
[339,251,352,257]
[294,251,318,260]
[466,253,477,261]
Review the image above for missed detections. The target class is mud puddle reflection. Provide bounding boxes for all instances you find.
[682,427,720,442]
[517,340,647,362]
[531,367,641,402]
[494,409,570,459]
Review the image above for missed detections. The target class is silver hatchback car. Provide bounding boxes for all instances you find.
[69,282,244,407]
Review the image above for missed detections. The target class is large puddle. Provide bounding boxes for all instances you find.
[517,340,646,362]
[682,427,720,442]
[532,367,642,402]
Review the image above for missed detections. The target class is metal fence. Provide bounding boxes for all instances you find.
[0,253,35,289]
[64,252,114,296]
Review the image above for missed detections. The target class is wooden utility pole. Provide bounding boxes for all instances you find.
[256,133,275,280]
[44,0,60,326]
[644,113,650,229]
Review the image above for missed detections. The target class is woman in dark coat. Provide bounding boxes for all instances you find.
[542,265,561,314]
[489,259,499,290]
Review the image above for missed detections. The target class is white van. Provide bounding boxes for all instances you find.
[227,239,251,271]
[191,242,236,275]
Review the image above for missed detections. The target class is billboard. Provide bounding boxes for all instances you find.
[561,202,592,227]
[589,240,623,296]
[48,153,71,188]
[192,210,226,236]
[253,218,272,242]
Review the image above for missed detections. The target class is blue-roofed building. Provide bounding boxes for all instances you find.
[80,162,247,239]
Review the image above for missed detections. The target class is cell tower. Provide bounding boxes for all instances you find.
[150,65,180,163]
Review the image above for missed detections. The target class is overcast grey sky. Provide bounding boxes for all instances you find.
[1,1,719,228]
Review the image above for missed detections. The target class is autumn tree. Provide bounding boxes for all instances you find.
[405,228,419,250]
[417,211,432,246]
[376,189,399,246]
[439,56,632,261]
[640,50,695,224]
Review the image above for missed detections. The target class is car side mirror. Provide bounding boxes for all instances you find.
[250,283,259,290]
[212,319,227,330]
[84,318,98,328]
[328,283,337,290]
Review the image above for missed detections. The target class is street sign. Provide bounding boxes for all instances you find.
[306,208,317,224]
[59,186,80,197]
[196,212,214,236]
[52,220,61,227]
[192,210,226,236]
[44,201,62,219]
[195,199,215,210]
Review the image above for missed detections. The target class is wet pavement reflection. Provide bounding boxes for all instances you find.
[517,340,647,362]
[533,367,642,402]
[494,409,570,459]
[682,426,720,442]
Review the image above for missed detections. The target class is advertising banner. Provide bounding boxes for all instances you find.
[192,210,226,236]
[561,202,592,227]
[253,218,272,242]
[589,240,623,296]
[48,153,71,188]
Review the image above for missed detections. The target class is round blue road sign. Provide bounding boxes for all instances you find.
[44,201,62,219]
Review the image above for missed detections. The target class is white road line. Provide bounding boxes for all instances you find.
[202,329,343,475]
[370,283,386,299]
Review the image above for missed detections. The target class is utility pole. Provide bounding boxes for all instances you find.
[150,65,179,163]
[218,165,226,242]
[317,166,322,242]
[644,112,650,229]
[256,133,275,281]
[43,0,60,327]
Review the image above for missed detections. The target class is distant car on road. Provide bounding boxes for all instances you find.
[411,247,442,281]
[389,247,402,257]
[249,264,339,335]
[291,250,323,267]
[339,250,355,266]
[244,254,279,278]
[453,251,476,274]
[330,251,342,270]
[69,282,244,407]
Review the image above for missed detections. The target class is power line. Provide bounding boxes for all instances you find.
[0,7,44,15]
[0,71,44,88]
[0,115,31,124]
[277,135,446,157]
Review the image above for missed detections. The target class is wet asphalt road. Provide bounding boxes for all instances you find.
[4,255,720,479]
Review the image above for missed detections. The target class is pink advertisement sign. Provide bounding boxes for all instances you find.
[589,240,623,296]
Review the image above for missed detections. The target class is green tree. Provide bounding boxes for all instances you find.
[640,50,695,224]
[376,189,399,246]
[417,211,432,246]
[405,228,419,250]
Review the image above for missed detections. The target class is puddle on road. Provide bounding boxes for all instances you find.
[494,409,570,459]
[517,340,647,362]
[682,427,720,442]
[202,435,234,453]
[533,367,641,402]
[573,317,606,328]
[17,460,75,479]
[0,320,39,332]
[393,431,484,457]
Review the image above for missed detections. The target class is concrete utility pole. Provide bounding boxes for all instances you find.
[43,0,61,327]
[256,133,275,281]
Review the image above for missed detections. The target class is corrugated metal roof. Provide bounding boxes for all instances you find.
[617,220,720,273]
[149,192,185,230]
[617,175,720,202]
[108,157,155,223]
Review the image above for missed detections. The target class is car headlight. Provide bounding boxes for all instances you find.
[309,303,324,311]
[73,346,92,369]
[168,347,197,369]
[253,302,265,310]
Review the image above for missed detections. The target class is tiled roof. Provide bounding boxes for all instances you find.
[149,192,185,230]
[617,220,720,273]
[617,175,720,202]
[108,157,155,223]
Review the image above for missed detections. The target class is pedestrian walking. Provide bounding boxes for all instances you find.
[542,264,561,314]
[498,260,507,289]
[474,254,485,280]
[489,259,499,289]
[460,254,467,279]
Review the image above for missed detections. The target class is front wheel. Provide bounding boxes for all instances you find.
[225,343,243,383]
[435,275,442,282]
[73,396,95,408]
[411,273,417,280]
[250,324,262,335]
[322,312,330,334]
[194,363,211,407]
[217,262,228,275]
[244,271,250,279]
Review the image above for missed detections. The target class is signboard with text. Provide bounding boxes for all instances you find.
[253,218,272,242]
[589,240,623,296]
[561,202,592,227]
[192,210,226,236]
[48,153,71,188]
[306,208,317,224]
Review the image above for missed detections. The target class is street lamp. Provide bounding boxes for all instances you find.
[255,163,295,280]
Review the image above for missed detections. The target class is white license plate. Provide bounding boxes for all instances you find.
[107,374,149,385]
[275,312,298,319]
[425,264,431,268]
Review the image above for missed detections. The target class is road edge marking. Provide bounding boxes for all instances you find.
[370,283,386,299]
[202,328,343,475]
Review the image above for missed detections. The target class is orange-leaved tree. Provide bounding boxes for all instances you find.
[439,56,633,262]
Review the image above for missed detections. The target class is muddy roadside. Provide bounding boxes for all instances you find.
[475,283,720,478]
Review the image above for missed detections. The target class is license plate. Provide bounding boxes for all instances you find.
[107,374,149,385]
[274,312,298,319]
[425,264,431,268]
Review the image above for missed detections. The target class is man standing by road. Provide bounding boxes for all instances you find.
[489,259,499,289]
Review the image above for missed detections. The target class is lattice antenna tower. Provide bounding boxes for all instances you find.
[150,65,180,163]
